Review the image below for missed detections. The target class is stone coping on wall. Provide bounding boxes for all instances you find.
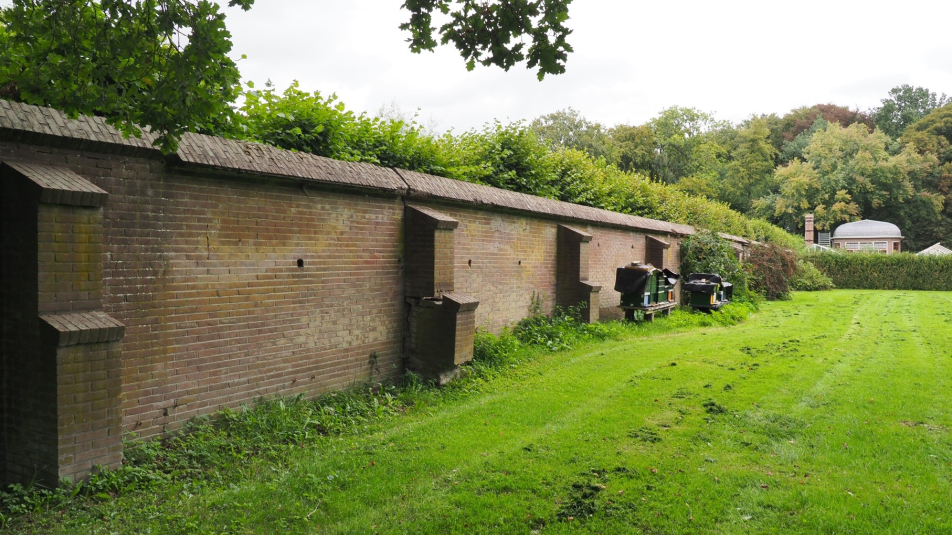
[39,311,126,347]
[404,204,460,229]
[0,99,700,237]
[174,132,408,194]
[0,99,158,156]
[1,160,108,207]
[394,169,694,236]
[441,292,480,311]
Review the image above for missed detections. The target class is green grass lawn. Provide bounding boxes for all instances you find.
[8,290,952,534]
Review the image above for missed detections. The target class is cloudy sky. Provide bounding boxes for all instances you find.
[221,1,951,133]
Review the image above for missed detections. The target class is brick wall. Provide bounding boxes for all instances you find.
[411,203,683,330]
[1,171,50,483]
[96,171,407,439]
[0,99,710,486]
[37,204,104,313]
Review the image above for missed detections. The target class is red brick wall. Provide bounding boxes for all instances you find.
[1,138,688,482]
[1,171,53,483]
[1,143,408,443]
[587,226,681,320]
[416,203,683,330]
[440,205,559,333]
[96,171,407,438]
[55,341,122,482]
[37,205,104,314]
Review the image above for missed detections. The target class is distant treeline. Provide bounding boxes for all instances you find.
[525,86,952,252]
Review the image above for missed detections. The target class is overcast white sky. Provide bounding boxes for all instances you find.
[216,1,952,132]
[217,1,952,132]
[11,0,943,133]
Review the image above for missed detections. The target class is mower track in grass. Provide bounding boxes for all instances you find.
[16,290,952,534]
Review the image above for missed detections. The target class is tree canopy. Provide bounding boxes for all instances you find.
[400,0,573,80]
[0,0,576,152]
[0,0,254,152]
[874,85,949,139]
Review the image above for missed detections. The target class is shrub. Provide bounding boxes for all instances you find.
[746,243,798,300]
[805,252,952,290]
[679,230,749,299]
[790,259,835,291]
[226,85,800,249]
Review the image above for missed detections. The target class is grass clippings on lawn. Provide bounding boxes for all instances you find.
[5,290,952,534]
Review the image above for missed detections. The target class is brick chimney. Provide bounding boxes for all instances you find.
[804,214,815,246]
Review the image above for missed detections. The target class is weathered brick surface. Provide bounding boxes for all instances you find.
[1,165,55,484]
[1,143,407,446]
[95,170,407,438]
[556,225,600,323]
[404,292,478,381]
[586,226,682,320]
[1,161,108,207]
[37,204,104,314]
[404,205,458,298]
[435,203,559,333]
[40,311,125,347]
[0,99,712,485]
[55,341,122,483]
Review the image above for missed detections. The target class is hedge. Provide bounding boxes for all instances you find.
[805,252,952,290]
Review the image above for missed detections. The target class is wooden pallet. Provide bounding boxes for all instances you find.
[619,301,677,322]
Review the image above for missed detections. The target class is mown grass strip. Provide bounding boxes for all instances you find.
[6,291,952,534]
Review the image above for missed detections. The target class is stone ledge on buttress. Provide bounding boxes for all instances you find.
[39,311,125,347]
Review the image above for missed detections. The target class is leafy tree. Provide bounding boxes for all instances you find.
[609,124,656,177]
[902,104,952,249]
[780,116,828,164]
[778,104,872,143]
[0,0,575,152]
[546,147,619,208]
[529,108,613,161]
[744,113,786,158]
[723,117,778,212]
[400,0,573,80]
[679,230,749,299]
[761,122,938,239]
[0,0,254,152]
[746,243,797,300]
[874,85,950,139]
[441,121,557,197]
[646,106,732,185]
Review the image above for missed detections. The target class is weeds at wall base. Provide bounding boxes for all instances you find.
[0,303,752,529]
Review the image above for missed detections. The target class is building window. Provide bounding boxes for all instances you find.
[845,242,859,251]
[893,242,899,252]
[856,242,886,252]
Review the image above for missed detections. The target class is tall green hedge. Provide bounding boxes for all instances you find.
[226,84,802,250]
[805,252,952,290]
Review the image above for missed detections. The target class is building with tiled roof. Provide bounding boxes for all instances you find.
[831,220,903,253]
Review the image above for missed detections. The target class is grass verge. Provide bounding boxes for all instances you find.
[11,292,952,533]
[1,303,754,532]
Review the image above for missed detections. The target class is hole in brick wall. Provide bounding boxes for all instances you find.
[297,258,305,269]
[518,260,522,265]
[468,259,472,267]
